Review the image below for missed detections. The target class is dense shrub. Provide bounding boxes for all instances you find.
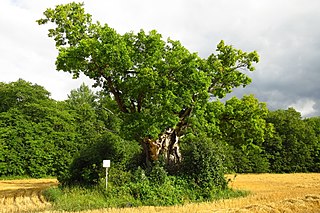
[59,132,141,186]
[181,133,227,191]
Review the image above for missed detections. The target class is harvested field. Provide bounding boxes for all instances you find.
[0,173,319,212]
[0,178,57,213]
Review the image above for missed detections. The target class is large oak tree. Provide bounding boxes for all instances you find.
[37,2,259,167]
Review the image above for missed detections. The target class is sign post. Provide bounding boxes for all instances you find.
[103,160,110,189]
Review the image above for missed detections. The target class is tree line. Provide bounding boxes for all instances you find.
[1,79,319,180]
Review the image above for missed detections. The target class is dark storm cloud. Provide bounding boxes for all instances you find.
[225,1,320,117]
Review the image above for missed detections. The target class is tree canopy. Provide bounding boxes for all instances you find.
[37,2,259,167]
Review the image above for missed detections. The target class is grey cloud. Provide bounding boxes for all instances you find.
[228,0,320,117]
[1,0,320,116]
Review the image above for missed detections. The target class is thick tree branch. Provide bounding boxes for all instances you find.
[91,59,129,113]
[137,92,144,113]
[105,76,129,113]
[130,99,136,113]
[175,107,193,136]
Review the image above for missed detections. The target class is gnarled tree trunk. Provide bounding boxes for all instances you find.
[144,128,182,168]
[141,108,192,170]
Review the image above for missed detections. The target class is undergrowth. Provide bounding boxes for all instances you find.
[43,172,249,212]
[42,133,250,211]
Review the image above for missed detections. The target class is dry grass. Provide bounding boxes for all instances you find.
[1,174,320,212]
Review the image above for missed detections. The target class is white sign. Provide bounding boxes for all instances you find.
[103,160,110,168]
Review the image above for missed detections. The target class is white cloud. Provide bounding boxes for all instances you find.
[0,0,94,100]
[1,0,320,116]
[289,99,316,117]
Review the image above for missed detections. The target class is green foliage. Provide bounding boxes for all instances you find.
[127,174,184,206]
[0,80,123,179]
[44,186,110,211]
[218,95,273,173]
[186,95,273,174]
[0,79,50,112]
[181,133,227,191]
[66,83,99,146]
[43,187,63,202]
[304,117,320,171]
[44,170,247,211]
[37,2,259,143]
[147,162,168,185]
[205,41,259,98]
[0,80,79,178]
[59,132,140,186]
[265,108,318,172]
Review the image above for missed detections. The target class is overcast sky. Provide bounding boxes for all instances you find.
[1,0,320,117]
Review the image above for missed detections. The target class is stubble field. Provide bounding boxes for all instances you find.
[0,173,319,213]
[0,178,57,213]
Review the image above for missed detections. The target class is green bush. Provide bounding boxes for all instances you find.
[58,132,140,186]
[181,133,227,192]
[147,162,168,185]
